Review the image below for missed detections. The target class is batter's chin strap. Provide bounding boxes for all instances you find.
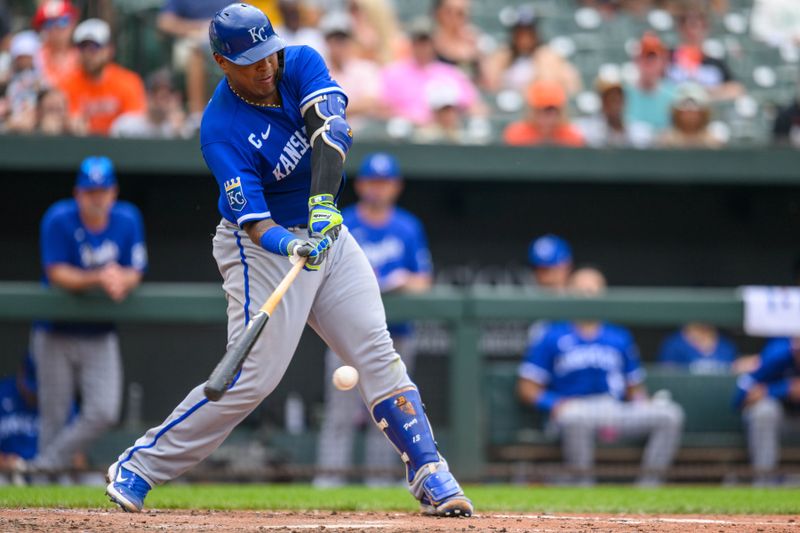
[302,93,353,199]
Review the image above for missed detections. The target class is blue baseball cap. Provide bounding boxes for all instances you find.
[357,152,401,181]
[528,234,572,267]
[76,156,116,189]
[209,3,286,66]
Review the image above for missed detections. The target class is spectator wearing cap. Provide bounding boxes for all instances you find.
[381,17,482,126]
[431,0,485,82]
[110,69,190,139]
[32,0,79,87]
[28,156,147,475]
[275,0,327,54]
[3,31,46,134]
[347,0,409,65]
[658,82,722,148]
[156,0,230,116]
[57,18,146,136]
[528,234,573,291]
[412,80,480,144]
[321,12,381,130]
[577,72,654,148]
[483,5,581,95]
[503,80,584,147]
[314,152,432,488]
[624,32,676,135]
[667,7,744,101]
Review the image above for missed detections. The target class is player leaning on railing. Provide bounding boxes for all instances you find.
[104,2,472,518]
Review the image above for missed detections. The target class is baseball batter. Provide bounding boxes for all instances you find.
[106,3,472,517]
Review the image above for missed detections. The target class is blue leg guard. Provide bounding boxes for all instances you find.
[371,387,473,517]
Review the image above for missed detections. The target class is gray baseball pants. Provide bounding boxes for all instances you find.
[116,222,413,486]
[31,329,122,470]
[314,335,416,487]
[553,395,684,484]
[744,396,783,480]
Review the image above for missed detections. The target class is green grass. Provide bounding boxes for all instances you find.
[1,485,799,514]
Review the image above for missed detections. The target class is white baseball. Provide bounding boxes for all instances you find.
[332,365,359,391]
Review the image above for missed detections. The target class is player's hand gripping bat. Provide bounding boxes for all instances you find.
[204,257,306,401]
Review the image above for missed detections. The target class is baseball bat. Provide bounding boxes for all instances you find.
[204,257,306,401]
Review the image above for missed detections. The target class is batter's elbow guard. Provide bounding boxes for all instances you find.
[301,93,353,161]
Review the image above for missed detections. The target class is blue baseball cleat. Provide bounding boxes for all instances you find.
[419,470,473,517]
[105,463,151,513]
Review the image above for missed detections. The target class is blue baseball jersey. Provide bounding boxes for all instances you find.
[344,205,432,336]
[734,338,799,408]
[39,199,147,333]
[658,329,737,374]
[343,206,432,292]
[0,377,38,460]
[201,45,347,229]
[519,321,645,408]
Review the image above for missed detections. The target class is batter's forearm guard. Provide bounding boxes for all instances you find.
[302,93,351,200]
[371,387,441,484]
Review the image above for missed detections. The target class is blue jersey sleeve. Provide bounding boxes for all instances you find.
[734,338,794,407]
[293,46,348,111]
[202,141,271,227]
[518,329,555,385]
[116,204,148,272]
[40,206,71,268]
[405,218,432,275]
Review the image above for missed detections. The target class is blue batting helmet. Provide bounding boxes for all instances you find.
[357,153,401,181]
[76,156,116,189]
[209,3,286,66]
[528,234,572,268]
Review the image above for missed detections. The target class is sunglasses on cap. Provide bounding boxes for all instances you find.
[43,15,72,29]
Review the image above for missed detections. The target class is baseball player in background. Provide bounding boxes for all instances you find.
[28,156,147,474]
[735,337,800,486]
[517,267,684,486]
[105,3,472,517]
[314,152,432,488]
[0,356,39,478]
[528,234,572,291]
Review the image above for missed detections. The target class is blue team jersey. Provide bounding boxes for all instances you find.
[0,377,38,460]
[734,338,799,408]
[519,321,645,402]
[658,329,737,374]
[344,206,431,336]
[39,199,147,333]
[201,46,347,229]
[343,206,432,292]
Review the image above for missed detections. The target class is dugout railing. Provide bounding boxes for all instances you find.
[0,282,761,480]
[2,135,800,186]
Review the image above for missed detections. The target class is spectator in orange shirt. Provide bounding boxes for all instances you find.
[503,80,584,147]
[58,18,146,136]
[32,0,80,87]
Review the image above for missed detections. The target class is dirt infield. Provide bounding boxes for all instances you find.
[2,509,799,532]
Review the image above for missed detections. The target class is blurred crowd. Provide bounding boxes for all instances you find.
[0,0,800,147]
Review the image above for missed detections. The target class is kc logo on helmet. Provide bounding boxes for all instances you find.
[248,25,269,43]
